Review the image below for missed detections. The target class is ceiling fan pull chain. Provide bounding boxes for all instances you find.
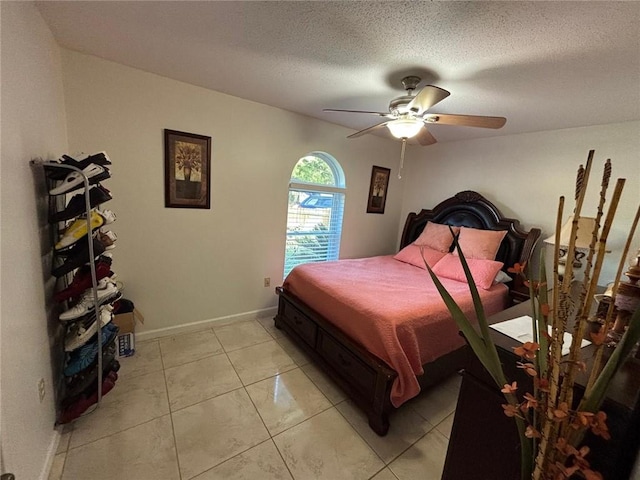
[398,138,407,179]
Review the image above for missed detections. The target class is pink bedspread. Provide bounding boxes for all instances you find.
[283,255,508,407]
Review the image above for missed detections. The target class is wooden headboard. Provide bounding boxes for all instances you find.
[400,190,541,274]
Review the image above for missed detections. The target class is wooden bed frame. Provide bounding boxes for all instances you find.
[274,190,541,436]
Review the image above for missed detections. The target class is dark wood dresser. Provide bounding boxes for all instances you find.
[442,301,640,480]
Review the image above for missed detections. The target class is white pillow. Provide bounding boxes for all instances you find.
[494,270,513,284]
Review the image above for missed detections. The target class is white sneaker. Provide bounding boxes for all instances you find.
[97,209,116,225]
[98,230,117,250]
[59,279,119,322]
[49,164,109,195]
[64,307,113,352]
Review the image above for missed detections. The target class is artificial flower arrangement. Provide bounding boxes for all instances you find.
[423,151,640,480]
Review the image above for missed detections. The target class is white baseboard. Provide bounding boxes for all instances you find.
[135,306,278,341]
[39,428,61,480]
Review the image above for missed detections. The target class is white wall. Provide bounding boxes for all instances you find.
[0,2,69,478]
[401,121,640,284]
[61,50,405,333]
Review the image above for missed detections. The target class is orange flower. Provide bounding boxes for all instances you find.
[554,462,580,478]
[508,262,527,274]
[570,445,594,471]
[571,411,594,429]
[517,361,538,377]
[525,425,541,438]
[523,392,538,409]
[501,381,518,394]
[502,403,521,418]
[513,341,539,360]
[553,402,569,421]
[535,377,550,393]
[590,411,611,440]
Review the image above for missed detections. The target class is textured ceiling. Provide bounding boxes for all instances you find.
[37,1,640,144]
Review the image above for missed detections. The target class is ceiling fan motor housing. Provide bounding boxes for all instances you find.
[389,95,416,116]
[389,76,424,115]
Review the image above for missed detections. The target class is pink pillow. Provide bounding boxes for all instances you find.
[432,253,504,290]
[453,226,507,260]
[394,245,447,270]
[414,222,460,252]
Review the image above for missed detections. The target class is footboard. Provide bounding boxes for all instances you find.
[275,286,396,435]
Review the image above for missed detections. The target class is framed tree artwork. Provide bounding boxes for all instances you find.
[366,165,390,214]
[164,129,211,209]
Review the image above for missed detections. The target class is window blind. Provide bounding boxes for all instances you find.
[284,188,344,277]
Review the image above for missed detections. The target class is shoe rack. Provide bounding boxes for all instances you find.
[31,153,119,424]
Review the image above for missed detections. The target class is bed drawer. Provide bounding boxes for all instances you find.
[317,330,377,397]
[281,302,318,348]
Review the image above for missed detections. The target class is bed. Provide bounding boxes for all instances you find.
[274,190,541,435]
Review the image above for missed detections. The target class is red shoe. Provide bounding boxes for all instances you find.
[56,376,116,424]
[54,260,112,302]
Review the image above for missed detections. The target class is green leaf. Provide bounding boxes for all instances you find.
[536,251,549,376]
[422,249,506,389]
[452,239,507,388]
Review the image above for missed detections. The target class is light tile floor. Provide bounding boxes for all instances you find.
[50,317,460,480]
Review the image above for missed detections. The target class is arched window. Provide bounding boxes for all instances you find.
[284,152,346,277]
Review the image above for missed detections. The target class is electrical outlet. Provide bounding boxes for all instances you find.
[38,378,46,403]
[264,277,271,288]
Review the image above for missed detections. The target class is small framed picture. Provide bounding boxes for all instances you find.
[164,129,211,209]
[366,166,391,214]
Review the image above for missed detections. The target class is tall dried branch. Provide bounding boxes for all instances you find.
[576,164,585,201]
[562,161,614,415]
[534,197,565,479]
[561,151,594,289]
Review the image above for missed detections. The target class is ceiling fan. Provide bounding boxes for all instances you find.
[323,75,506,146]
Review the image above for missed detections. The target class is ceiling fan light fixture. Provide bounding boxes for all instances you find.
[387,119,423,139]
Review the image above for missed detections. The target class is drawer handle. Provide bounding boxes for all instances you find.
[338,353,351,367]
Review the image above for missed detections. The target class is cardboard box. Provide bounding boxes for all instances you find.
[113,308,144,357]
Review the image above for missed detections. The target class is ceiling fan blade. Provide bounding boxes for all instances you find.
[424,114,506,129]
[323,108,390,117]
[347,121,391,139]
[406,85,450,114]
[416,127,437,146]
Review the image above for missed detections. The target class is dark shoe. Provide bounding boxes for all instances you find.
[112,298,135,315]
[49,185,112,223]
[61,352,120,402]
[54,259,113,302]
[49,164,111,196]
[46,152,112,180]
[57,375,116,424]
[51,238,105,278]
